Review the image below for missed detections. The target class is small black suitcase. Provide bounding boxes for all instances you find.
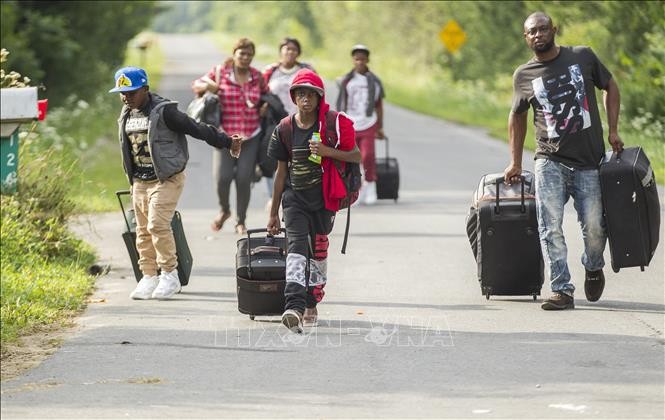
[466,172,543,300]
[599,147,660,272]
[116,190,193,286]
[236,228,287,319]
[375,136,400,201]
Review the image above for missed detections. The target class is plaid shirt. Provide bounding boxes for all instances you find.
[200,64,268,138]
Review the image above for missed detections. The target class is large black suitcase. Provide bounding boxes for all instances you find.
[375,136,400,201]
[599,147,660,272]
[236,228,287,319]
[116,190,193,286]
[466,172,543,300]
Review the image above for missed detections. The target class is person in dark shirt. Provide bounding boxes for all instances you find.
[110,66,242,300]
[267,69,360,333]
[504,13,624,310]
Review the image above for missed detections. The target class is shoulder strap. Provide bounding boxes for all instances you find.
[278,115,294,158]
[264,63,279,83]
[323,110,339,147]
[215,65,222,87]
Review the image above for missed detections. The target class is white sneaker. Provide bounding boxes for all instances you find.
[364,181,377,205]
[281,309,303,334]
[130,275,159,300]
[151,270,182,300]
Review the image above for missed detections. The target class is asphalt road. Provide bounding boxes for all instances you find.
[2,34,664,419]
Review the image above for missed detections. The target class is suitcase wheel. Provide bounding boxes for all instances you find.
[613,267,620,273]
[533,295,537,301]
[249,315,255,321]
[485,293,490,300]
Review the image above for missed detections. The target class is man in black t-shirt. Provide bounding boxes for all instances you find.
[504,12,624,310]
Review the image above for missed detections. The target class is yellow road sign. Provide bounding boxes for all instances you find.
[439,20,467,53]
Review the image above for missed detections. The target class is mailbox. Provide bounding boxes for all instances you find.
[1,87,39,194]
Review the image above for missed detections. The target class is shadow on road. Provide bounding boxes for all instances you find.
[575,300,665,314]
[325,299,500,311]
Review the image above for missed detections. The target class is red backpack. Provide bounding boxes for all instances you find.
[278,111,361,253]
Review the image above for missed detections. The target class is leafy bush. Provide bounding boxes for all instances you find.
[1,130,96,350]
[0,50,94,350]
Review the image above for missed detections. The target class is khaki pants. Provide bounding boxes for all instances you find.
[132,172,185,276]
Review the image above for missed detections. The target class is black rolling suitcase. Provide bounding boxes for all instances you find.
[236,228,287,319]
[116,190,193,286]
[466,172,544,300]
[375,136,400,201]
[599,147,660,272]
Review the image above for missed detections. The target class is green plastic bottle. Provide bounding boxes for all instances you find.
[308,132,322,164]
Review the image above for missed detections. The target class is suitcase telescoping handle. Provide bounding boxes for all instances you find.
[494,176,526,214]
[381,135,391,159]
[245,228,286,277]
[116,190,133,232]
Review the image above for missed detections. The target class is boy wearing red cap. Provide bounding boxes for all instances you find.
[267,69,361,333]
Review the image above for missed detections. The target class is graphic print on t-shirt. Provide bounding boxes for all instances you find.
[348,79,369,115]
[125,113,156,180]
[532,63,591,151]
[346,73,378,131]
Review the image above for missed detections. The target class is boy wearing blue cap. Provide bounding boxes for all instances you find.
[110,66,242,300]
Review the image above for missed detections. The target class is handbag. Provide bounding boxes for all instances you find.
[187,65,222,126]
[187,92,220,126]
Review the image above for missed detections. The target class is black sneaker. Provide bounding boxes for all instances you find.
[541,292,575,310]
[584,269,605,302]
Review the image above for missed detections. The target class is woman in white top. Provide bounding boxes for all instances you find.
[261,38,315,206]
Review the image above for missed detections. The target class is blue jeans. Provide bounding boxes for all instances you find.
[534,159,606,296]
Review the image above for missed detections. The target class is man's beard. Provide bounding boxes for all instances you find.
[534,39,555,53]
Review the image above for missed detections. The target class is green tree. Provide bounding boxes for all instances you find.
[152,1,214,34]
[146,0,664,125]
[0,0,161,106]
[445,1,530,84]
[601,1,665,121]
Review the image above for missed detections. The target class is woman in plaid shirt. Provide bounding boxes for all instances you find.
[193,38,269,234]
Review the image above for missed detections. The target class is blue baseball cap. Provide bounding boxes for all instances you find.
[109,66,148,93]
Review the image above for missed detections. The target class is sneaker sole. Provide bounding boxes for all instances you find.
[303,319,319,327]
[541,302,575,310]
[152,287,182,300]
[584,285,605,302]
[130,294,153,300]
[282,313,303,333]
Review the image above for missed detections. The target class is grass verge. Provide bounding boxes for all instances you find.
[1,142,96,369]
